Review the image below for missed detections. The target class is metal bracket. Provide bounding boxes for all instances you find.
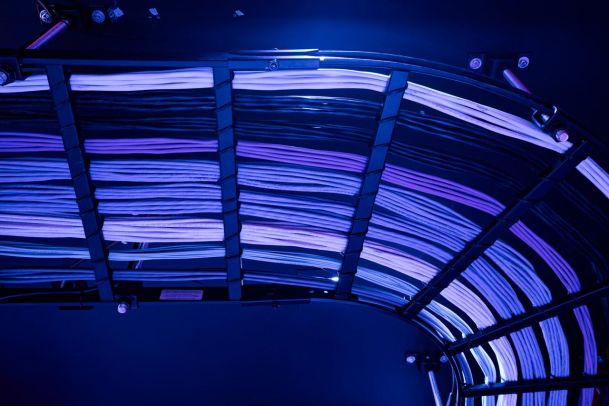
[466,53,531,80]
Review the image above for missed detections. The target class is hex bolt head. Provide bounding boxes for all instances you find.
[469,57,483,70]
[518,56,530,69]
[554,129,569,143]
[39,9,52,24]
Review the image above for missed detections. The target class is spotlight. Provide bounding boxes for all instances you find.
[330,276,339,282]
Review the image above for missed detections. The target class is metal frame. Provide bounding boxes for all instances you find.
[45,64,114,301]
[447,281,609,355]
[0,49,559,115]
[2,49,607,405]
[463,375,609,396]
[214,68,243,300]
[401,140,591,318]
[335,70,409,297]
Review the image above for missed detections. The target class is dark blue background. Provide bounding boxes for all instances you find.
[0,300,451,405]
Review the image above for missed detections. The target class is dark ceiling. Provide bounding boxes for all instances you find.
[2,0,608,138]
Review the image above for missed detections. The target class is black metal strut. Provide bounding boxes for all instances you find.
[335,70,409,297]
[463,375,609,396]
[46,64,114,301]
[401,140,591,318]
[447,281,609,355]
[214,68,242,300]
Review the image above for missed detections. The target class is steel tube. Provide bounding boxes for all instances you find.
[26,20,70,50]
[428,369,443,406]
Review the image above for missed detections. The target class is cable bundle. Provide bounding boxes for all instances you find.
[2,67,608,196]
[0,62,605,405]
[0,268,94,283]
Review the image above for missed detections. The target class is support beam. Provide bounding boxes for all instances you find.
[45,65,113,301]
[401,140,591,317]
[463,375,609,396]
[214,68,242,300]
[447,281,609,355]
[335,70,409,297]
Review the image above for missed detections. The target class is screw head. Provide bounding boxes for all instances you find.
[518,56,530,69]
[39,9,52,24]
[0,70,9,86]
[117,302,130,314]
[468,57,483,70]
[439,355,449,363]
[406,355,417,364]
[554,129,569,143]
[91,9,106,24]
[268,59,279,71]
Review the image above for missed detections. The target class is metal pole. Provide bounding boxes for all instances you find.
[428,369,443,406]
[502,68,531,94]
[26,20,70,50]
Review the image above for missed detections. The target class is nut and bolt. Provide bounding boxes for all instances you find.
[468,57,483,70]
[518,56,530,69]
[91,9,106,24]
[116,301,130,314]
[554,129,569,143]
[39,9,52,24]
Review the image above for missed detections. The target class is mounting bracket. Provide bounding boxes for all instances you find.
[466,52,531,80]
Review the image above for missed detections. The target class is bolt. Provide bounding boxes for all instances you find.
[468,57,483,70]
[554,129,569,143]
[39,9,52,24]
[406,355,417,364]
[268,59,279,71]
[0,70,9,86]
[518,56,530,69]
[439,355,449,363]
[91,9,106,24]
[117,301,130,314]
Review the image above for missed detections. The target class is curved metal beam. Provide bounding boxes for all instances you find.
[463,375,609,396]
[447,281,609,355]
[401,140,591,318]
